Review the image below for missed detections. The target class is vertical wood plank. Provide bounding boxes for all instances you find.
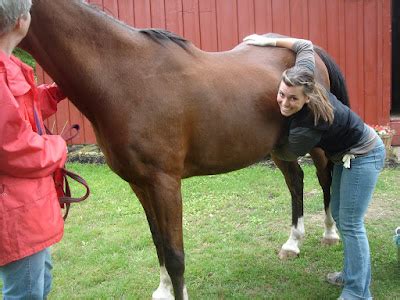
[254,0,272,34]
[382,0,392,124]
[308,0,327,49]
[133,0,152,28]
[302,0,309,39]
[357,0,365,120]
[216,0,239,50]
[364,0,377,124]
[337,0,346,73]
[165,0,184,35]
[325,0,340,63]
[102,0,119,18]
[271,0,290,35]
[344,0,360,115]
[182,0,201,46]
[237,0,255,40]
[117,0,134,26]
[289,0,305,38]
[150,0,166,29]
[199,0,218,51]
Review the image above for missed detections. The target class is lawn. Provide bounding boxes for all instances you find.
[1,163,399,299]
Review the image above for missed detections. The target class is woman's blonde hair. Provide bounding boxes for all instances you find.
[282,66,334,125]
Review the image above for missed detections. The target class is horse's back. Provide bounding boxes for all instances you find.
[175,46,291,176]
[178,41,329,177]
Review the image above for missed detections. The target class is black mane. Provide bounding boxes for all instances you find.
[139,29,189,50]
[84,2,189,51]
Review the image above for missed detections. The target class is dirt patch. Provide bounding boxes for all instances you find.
[366,196,399,220]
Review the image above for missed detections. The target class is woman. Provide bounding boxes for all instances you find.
[244,34,385,300]
[0,0,67,298]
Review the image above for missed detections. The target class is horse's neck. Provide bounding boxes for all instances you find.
[23,0,145,121]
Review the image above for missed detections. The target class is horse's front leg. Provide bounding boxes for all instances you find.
[309,148,340,245]
[130,172,188,300]
[271,155,305,260]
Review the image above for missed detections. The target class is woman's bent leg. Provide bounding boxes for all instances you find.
[338,143,385,299]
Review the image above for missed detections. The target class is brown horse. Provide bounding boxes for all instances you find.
[21,1,343,298]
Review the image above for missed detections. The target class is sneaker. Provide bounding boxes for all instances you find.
[326,272,344,286]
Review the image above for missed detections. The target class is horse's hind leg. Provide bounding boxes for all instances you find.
[309,148,340,245]
[271,155,305,260]
[130,174,188,300]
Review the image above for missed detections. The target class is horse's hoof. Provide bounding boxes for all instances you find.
[278,249,299,260]
[321,237,340,245]
[152,288,174,300]
[152,295,174,300]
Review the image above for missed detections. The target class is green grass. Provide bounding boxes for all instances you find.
[1,163,399,299]
[12,48,35,69]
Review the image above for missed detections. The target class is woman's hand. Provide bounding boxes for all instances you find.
[244,34,312,52]
[243,34,277,46]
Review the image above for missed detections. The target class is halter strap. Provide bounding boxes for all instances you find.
[32,106,90,220]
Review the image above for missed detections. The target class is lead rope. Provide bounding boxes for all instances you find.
[33,107,90,220]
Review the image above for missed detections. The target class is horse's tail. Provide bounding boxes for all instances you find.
[314,46,350,107]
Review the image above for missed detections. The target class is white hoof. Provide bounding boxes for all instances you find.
[279,243,300,260]
[321,233,340,245]
[322,228,340,245]
[152,266,189,300]
[323,207,340,246]
[153,266,174,300]
[152,286,174,300]
[279,219,304,260]
[278,248,299,260]
[152,285,188,300]
[321,237,340,245]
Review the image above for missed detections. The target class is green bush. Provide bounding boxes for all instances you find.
[12,47,35,70]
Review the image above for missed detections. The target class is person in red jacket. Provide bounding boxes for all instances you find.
[0,0,68,298]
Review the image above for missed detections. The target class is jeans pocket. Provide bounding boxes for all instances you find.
[374,148,385,170]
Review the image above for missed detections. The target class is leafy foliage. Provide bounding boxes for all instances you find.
[12,47,35,69]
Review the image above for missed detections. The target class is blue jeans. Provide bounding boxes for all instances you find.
[330,139,385,300]
[0,248,53,300]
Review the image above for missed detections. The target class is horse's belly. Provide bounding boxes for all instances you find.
[183,124,279,177]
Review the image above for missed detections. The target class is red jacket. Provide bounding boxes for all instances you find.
[0,51,67,266]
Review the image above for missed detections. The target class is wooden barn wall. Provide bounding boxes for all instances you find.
[36,0,392,145]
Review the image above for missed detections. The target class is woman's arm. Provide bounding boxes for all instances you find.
[243,34,315,73]
[0,81,67,178]
[37,82,66,119]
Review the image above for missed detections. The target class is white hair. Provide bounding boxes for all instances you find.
[0,0,32,36]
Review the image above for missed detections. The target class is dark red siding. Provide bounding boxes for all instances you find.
[36,0,394,145]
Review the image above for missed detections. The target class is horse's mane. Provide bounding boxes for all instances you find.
[138,29,189,50]
[83,1,190,51]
